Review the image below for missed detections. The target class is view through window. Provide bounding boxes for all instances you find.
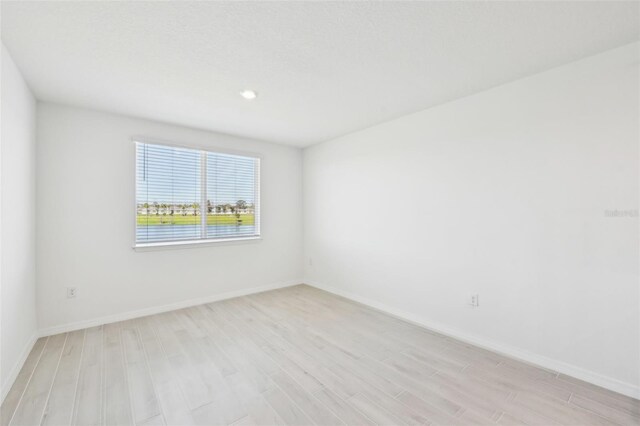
[135,141,260,245]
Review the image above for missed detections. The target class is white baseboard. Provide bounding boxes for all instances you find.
[39,280,301,337]
[1,331,38,404]
[305,280,640,400]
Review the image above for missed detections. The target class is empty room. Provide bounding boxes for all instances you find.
[1,1,639,425]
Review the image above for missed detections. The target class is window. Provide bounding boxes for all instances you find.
[135,141,260,246]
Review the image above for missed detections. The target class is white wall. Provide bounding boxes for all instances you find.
[304,43,639,397]
[36,104,303,333]
[1,45,38,399]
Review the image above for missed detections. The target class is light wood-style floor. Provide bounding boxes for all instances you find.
[2,285,638,426]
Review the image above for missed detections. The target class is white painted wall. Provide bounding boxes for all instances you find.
[36,104,303,332]
[1,45,38,398]
[303,43,639,396]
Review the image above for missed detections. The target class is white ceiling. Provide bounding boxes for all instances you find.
[2,1,638,147]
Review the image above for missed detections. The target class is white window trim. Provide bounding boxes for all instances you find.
[133,236,262,252]
[132,137,262,250]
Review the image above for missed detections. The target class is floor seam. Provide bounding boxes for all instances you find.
[38,333,68,425]
[7,336,50,426]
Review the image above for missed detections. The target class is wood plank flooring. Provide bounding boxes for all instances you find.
[2,285,638,426]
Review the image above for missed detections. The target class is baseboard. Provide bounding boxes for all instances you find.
[305,280,640,400]
[39,280,302,337]
[1,331,38,404]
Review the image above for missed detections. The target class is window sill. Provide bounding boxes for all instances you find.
[133,236,261,251]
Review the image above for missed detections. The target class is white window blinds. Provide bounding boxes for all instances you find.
[135,141,260,245]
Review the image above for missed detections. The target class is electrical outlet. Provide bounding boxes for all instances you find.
[67,287,77,299]
[470,293,479,307]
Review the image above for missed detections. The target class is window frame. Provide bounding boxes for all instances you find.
[132,137,262,250]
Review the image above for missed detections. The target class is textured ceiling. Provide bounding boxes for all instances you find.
[2,1,639,147]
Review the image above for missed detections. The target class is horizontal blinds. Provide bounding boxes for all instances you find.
[206,152,258,239]
[136,141,260,244]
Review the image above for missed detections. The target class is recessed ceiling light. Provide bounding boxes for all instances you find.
[240,89,257,100]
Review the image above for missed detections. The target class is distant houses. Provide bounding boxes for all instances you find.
[137,201,255,216]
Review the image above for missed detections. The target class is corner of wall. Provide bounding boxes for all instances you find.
[1,42,40,404]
